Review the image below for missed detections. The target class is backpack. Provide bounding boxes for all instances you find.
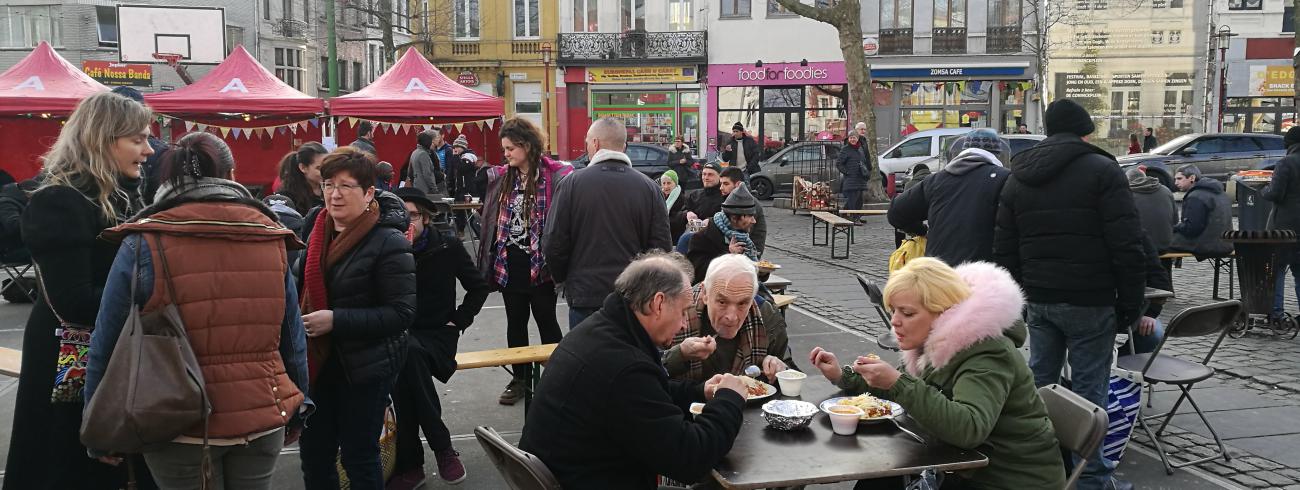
[889,236,926,273]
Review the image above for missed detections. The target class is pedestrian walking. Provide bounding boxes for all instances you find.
[1128,133,1142,155]
[387,189,489,489]
[1143,128,1158,153]
[1126,167,1177,253]
[544,117,670,328]
[408,130,444,198]
[722,123,760,176]
[1170,164,1232,258]
[837,132,871,217]
[4,90,157,489]
[350,121,377,156]
[479,117,572,405]
[993,98,1145,490]
[275,142,329,215]
[888,128,1011,265]
[1262,128,1300,318]
[296,148,416,489]
[86,132,310,490]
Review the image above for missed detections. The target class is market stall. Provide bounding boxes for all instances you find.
[0,41,110,181]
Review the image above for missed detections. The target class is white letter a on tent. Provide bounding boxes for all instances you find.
[403,78,429,93]
[13,76,44,91]
[220,78,249,93]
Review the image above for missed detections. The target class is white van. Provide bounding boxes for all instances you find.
[878,128,974,177]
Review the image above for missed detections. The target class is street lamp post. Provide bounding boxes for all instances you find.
[542,43,553,154]
[1216,26,1236,133]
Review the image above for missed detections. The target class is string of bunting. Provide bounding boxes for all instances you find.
[335,116,505,135]
[161,116,324,141]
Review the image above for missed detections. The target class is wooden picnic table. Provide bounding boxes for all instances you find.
[0,346,20,377]
[456,343,556,413]
[764,274,791,294]
[712,378,987,488]
[838,209,888,217]
[450,202,482,212]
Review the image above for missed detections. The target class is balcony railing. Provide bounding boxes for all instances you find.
[558,31,707,65]
[513,41,543,55]
[933,27,967,54]
[880,28,913,55]
[986,26,1022,53]
[273,19,309,39]
[451,43,480,56]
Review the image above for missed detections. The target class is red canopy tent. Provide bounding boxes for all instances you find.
[330,48,506,179]
[0,41,110,180]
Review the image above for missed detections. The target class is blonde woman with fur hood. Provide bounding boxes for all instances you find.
[810,258,1065,489]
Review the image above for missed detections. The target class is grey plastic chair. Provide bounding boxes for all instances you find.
[1038,384,1108,489]
[474,426,562,490]
[855,274,899,351]
[1115,299,1241,475]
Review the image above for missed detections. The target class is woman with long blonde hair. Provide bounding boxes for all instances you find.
[4,90,158,489]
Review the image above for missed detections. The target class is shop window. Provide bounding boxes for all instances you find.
[669,0,694,30]
[881,0,913,28]
[1,5,61,48]
[933,0,966,27]
[573,0,598,32]
[1228,0,1261,10]
[721,0,752,18]
[454,0,480,40]
[514,0,539,39]
[96,6,117,47]
[1288,7,1295,33]
[622,0,645,31]
[768,0,796,17]
[719,87,760,111]
[763,88,803,108]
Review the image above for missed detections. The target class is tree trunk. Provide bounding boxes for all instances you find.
[380,0,396,64]
[834,6,888,203]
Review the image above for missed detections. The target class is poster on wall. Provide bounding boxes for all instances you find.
[587,66,697,84]
[82,60,152,87]
[1248,65,1294,97]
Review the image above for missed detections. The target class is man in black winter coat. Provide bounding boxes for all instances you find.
[1143,127,1158,153]
[1170,164,1232,258]
[681,162,725,228]
[519,252,748,490]
[888,129,1011,265]
[667,137,700,190]
[1262,127,1300,317]
[722,122,761,176]
[993,98,1145,490]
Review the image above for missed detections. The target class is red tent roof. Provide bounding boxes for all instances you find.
[144,45,323,126]
[0,42,109,115]
[329,48,504,122]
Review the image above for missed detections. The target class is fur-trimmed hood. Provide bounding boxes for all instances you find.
[901,262,1025,376]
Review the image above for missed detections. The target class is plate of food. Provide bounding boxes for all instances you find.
[820,394,904,423]
[754,260,781,273]
[739,375,778,403]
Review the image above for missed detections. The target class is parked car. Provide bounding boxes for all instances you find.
[747,141,844,200]
[568,142,702,186]
[1117,133,1286,191]
[898,134,1046,191]
[879,128,975,178]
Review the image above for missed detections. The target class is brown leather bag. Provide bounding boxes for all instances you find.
[81,234,211,456]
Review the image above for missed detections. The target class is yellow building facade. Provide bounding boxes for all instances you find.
[411,0,560,152]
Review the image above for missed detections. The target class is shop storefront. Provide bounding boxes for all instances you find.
[1224,64,1295,135]
[870,65,1035,141]
[560,66,702,159]
[705,62,849,158]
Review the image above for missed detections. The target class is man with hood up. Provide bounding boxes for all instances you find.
[993,98,1145,490]
[1125,167,1177,253]
[887,129,1011,265]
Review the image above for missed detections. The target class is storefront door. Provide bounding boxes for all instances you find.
[762,110,804,159]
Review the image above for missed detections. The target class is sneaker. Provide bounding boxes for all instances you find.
[498,380,525,405]
[435,448,468,484]
[386,467,426,490]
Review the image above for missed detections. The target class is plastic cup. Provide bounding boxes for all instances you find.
[828,406,864,436]
[689,402,705,419]
[776,370,807,396]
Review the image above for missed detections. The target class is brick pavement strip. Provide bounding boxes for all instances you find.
[758,204,1300,487]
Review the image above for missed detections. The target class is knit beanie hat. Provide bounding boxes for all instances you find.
[732,122,745,132]
[1286,126,1300,147]
[662,169,679,185]
[453,134,469,149]
[721,184,757,216]
[702,162,723,175]
[1044,99,1096,137]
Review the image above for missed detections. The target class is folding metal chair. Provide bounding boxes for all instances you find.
[474,426,562,490]
[855,274,899,352]
[1115,299,1241,474]
[1038,384,1109,489]
[0,249,35,303]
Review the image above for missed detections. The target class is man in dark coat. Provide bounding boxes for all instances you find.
[993,98,1145,490]
[519,252,747,490]
[719,167,766,256]
[667,137,700,190]
[722,122,761,176]
[1126,167,1177,253]
[1262,127,1300,317]
[1143,127,1158,153]
[687,185,760,282]
[888,129,1011,265]
[1170,164,1232,258]
[350,120,378,156]
[389,189,488,488]
[544,118,674,328]
[683,162,725,220]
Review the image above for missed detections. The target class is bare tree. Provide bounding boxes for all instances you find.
[773,0,888,203]
[335,0,413,63]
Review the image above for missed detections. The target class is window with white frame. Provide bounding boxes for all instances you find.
[454,0,479,39]
[514,82,543,128]
[669,0,694,30]
[573,0,597,32]
[274,47,304,91]
[1,5,62,48]
[514,0,539,39]
[768,0,795,17]
[95,6,117,47]
[933,0,965,28]
[622,0,645,30]
[987,0,1019,28]
[721,0,752,18]
[881,0,913,28]
[394,0,409,30]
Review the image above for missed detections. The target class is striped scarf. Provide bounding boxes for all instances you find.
[712,212,759,261]
[672,284,767,382]
[492,170,551,288]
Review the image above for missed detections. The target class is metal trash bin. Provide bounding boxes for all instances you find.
[1236,179,1274,231]
[1223,230,1299,337]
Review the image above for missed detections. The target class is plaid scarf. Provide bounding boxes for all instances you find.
[672,284,767,382]
[492,170,551,288]
[712,212,759,261]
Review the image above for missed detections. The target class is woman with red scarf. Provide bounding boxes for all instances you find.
[296,148,416,489]
[1128,133,1143,155]
[477,118,573,406]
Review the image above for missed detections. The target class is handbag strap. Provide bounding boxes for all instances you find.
[144,234,181,306]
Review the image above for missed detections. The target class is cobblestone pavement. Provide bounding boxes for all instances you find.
[757,203,1300,488]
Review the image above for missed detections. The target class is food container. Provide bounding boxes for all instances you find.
[776,370,806,396]
[754,261,781,274]
[689,402,705,418]
[760,400,818,431]
[828,405,864,435]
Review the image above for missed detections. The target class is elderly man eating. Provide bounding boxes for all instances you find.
[665,254,796,383]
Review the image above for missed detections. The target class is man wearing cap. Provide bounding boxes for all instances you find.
[993,98,1144,490]
[388,187,489,488]
[110,86,169,203]
[686,184,760,282]
[722,123,761,176]
[719,167,766,257]
[1264,127,1300,318]
[888,129,1011,265]
[448,135,477,198]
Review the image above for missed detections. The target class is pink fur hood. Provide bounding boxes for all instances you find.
[901,262,1025,376]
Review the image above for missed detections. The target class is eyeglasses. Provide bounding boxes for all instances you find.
[321,182,365,194]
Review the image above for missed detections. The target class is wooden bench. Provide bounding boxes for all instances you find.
[1158,252,1235,300]
[456,344,557,413]
[837,209,888,217]
[810,211,854,259]
[0,347,20,377]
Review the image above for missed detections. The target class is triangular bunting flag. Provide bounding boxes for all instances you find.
[309,118,320,128]
[232,128,243,139]
[184,121,195,132]
[218,127,230,138]
[278,127,288,135]
[454,123,464,132]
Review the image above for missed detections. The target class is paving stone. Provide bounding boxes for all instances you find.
[1229,473,1270,488]
[1252,471,1298,487]
[1246,457,1285,471]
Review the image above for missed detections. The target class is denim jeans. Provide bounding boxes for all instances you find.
[299,361,396,490]
[145,428,284,490]
[1025,302,1117,490]
[1127,318,1165,355]
[1274,264,1299,316]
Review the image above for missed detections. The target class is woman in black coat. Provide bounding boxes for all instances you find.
[4,91,156,489]
[297,148,417,488]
